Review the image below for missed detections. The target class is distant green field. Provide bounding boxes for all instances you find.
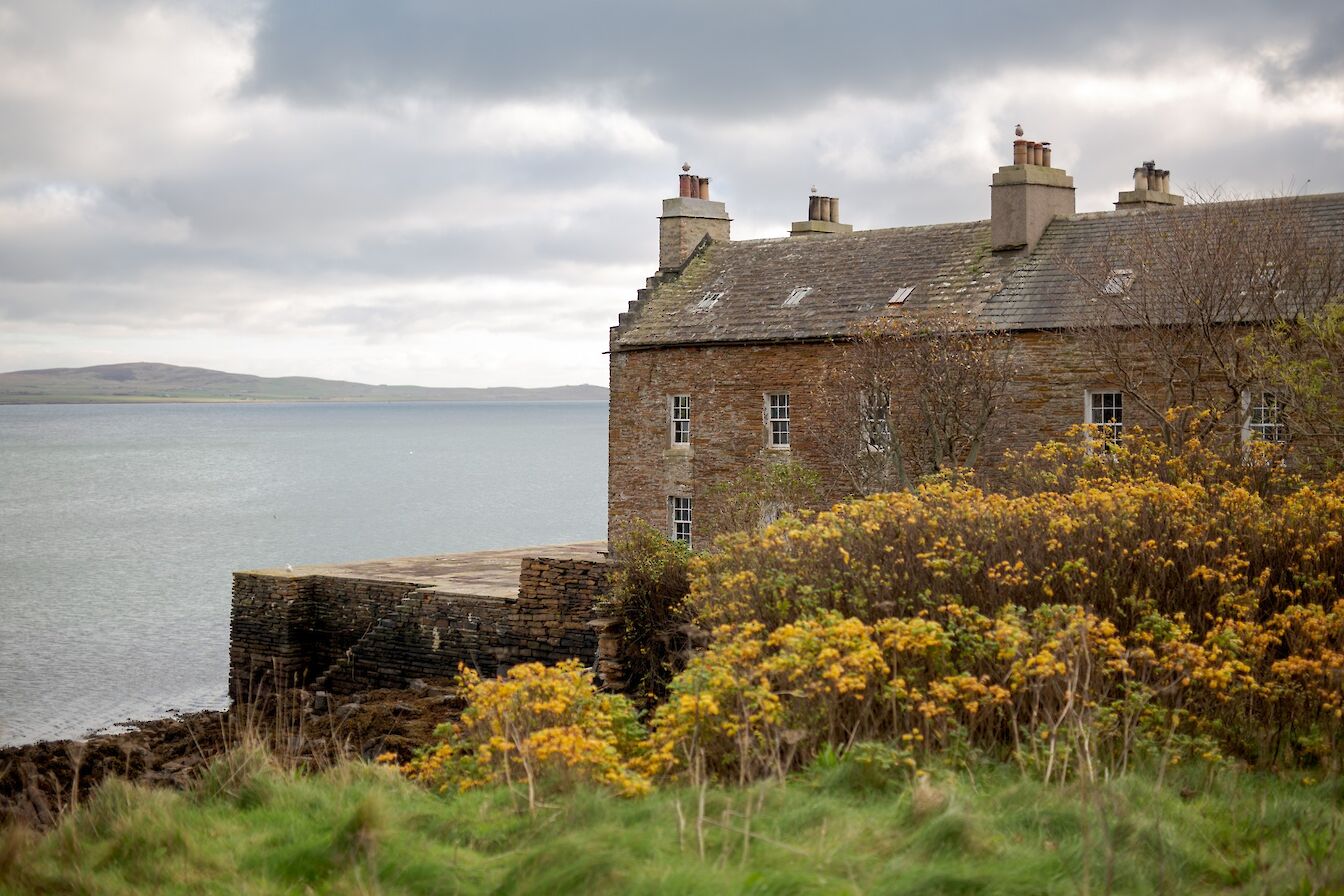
[4,751,1340,895]
[0,362,608,404]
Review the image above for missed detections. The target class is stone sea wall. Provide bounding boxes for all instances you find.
[229,555,610,698]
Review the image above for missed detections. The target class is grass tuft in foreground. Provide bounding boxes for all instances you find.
[3,748,1341,895]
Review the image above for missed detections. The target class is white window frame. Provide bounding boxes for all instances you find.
[670,394,691,446]
[670,496,693,546]
[1243,390,1287,445]
[1085,390,1124,443]
[861,389,892,451]
[767,393,791,448]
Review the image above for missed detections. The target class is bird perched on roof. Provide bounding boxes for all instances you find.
[1015,124,1024,137]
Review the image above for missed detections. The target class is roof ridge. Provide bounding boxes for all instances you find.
[1062,191,1344,223]
[726,218,992,248]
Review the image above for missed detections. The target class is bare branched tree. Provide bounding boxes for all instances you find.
[1066,191,1344,452]
[1252,302,1344,472]
[817,312,1015,494]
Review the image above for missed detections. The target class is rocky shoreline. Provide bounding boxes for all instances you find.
[0,680,461,830]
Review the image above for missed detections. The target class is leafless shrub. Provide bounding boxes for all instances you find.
[817,312,1015,494]
[1065,190,1344,454]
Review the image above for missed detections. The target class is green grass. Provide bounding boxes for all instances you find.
[3,749,1341,895]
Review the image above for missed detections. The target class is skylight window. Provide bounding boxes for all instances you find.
[783,286,813,307]
[694,291,723,311]
[1101,269,1134,295]
[888,286,914,305]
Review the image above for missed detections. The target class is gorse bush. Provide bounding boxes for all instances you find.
[399,660,650,808]
[643,613,896,786]
[398,431,1343,800]
[641,599,1343,786]
[691,461,1344,635]
[994,420,1302,496]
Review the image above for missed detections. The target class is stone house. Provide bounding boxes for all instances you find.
[608,140,1344,547]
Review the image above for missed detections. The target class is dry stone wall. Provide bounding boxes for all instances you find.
[506,557,608,664]
[229,556,610,699]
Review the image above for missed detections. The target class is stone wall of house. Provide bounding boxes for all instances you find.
[229,556,610,699]
[608,341,850,547]
[607,332,1230,544]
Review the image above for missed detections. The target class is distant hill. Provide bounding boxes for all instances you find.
[0,362,608,404]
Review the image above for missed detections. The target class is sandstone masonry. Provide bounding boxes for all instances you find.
[229,546,609,697]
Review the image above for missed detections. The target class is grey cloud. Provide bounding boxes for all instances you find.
[244,1,1343,117]
[4,0,1343,386]
[1260,8,1344,89]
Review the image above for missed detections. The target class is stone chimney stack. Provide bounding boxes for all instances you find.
[991,127,1076,253]
[1115,160,1184,210]
[790,187,853,237]
[659,163,730,273]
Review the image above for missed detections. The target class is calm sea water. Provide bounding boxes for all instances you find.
[0,401,607,746]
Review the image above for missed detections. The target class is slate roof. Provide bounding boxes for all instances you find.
[982,192,1344,330]
[611,193,1344,350]
[611,220,1016,349]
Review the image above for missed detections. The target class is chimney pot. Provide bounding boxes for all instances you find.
[1013,139,1027,165]
[659,171,731,271]
[991,142,1076,251]
[818,196,832,222]
[808,194,821,221]
[829,197,840,223]
[1115,161,1183,210]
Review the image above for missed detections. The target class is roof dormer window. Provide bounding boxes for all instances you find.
[888,286,914,305]
[783,286,813,307]
[693,292,723,312]
[1101,269,1134,295]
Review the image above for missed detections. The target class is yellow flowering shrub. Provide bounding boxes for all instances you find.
[399,599,1342,795]
[691,457,1344,639]
[400,660,649,806]
[643,613,893,784]
[393,435,1343,797]
[640,595,1343,784]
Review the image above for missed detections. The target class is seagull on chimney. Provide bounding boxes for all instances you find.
[1015,124,1024,137]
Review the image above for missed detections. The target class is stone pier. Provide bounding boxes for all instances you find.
[229,542,609,698]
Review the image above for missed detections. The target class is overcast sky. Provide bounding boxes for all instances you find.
[1,1,1341,387]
